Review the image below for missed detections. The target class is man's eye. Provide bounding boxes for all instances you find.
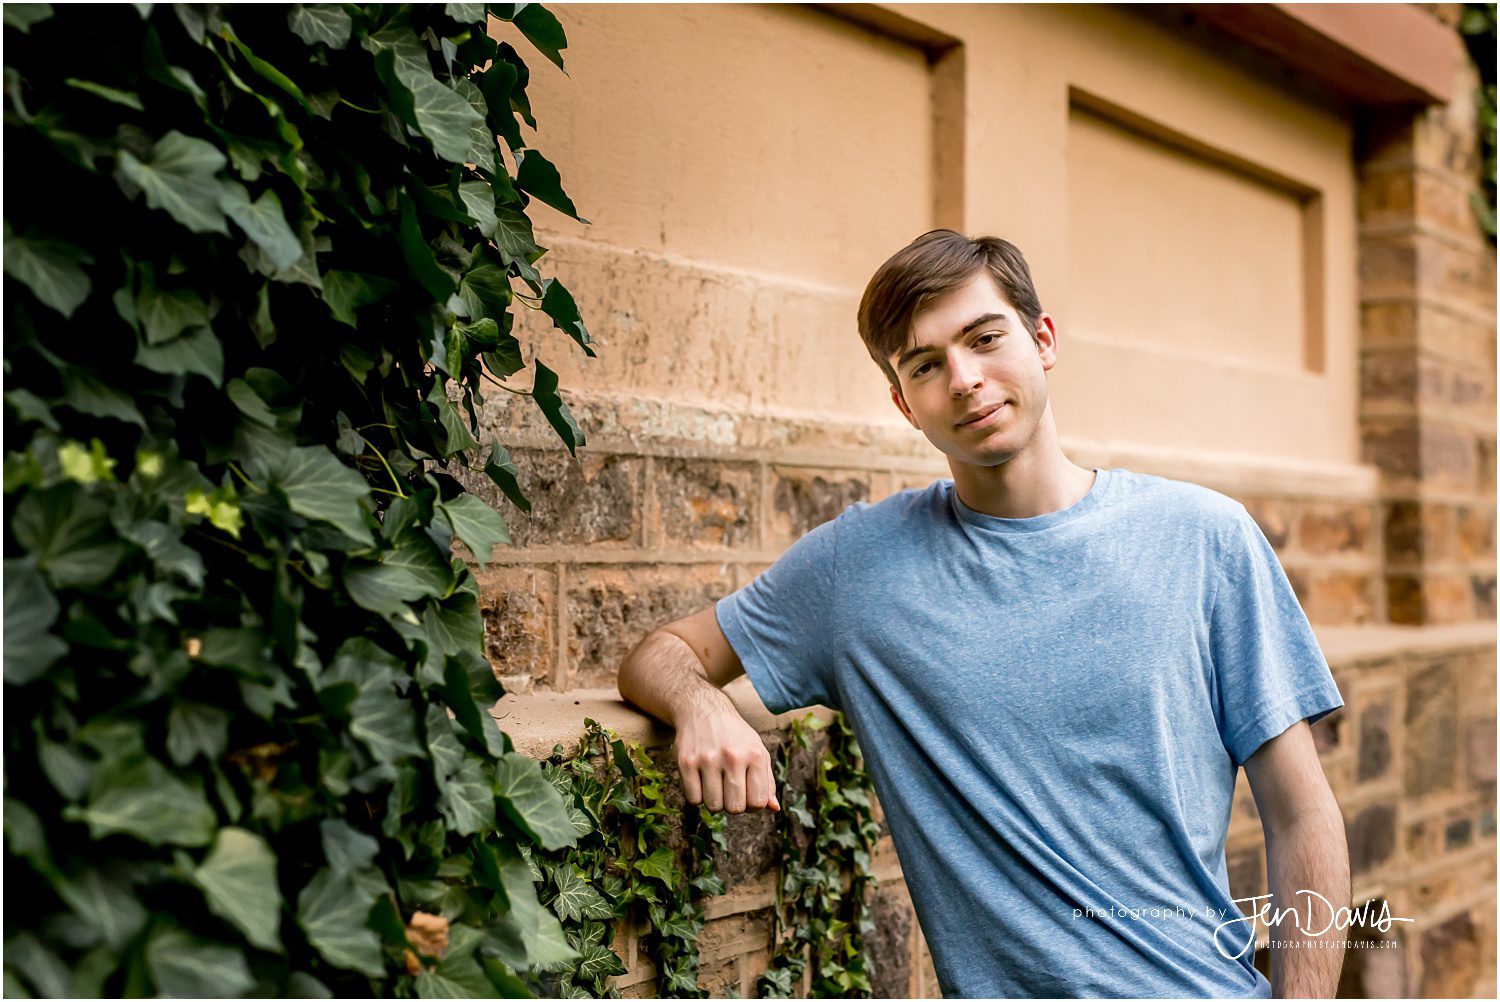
[912,361,934,377]
[976,332,1002,346]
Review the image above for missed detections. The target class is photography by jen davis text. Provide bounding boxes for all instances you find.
[1073,892,1415,960]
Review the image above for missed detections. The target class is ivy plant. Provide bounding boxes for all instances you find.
[3,3,598,997]
[758,714,880,999]
[529,721,726,999]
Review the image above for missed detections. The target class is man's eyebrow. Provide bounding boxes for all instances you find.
[895,312,1011,370]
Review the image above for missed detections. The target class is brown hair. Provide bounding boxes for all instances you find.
[857,229,1044,389]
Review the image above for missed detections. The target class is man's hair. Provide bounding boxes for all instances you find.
[857,229,1044,389]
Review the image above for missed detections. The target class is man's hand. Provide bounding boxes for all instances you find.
[674,697,780,814]
[616,615,781,814]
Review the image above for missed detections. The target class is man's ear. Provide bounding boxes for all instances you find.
[890,383,920,430]
[1034,312,1060,372]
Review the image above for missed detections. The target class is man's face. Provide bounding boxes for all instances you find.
[886,270,1058,469]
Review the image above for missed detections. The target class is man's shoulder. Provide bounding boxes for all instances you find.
[1104,468,1247,526]
[839,478,952,529]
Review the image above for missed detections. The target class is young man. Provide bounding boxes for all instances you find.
[617,230,1350,998]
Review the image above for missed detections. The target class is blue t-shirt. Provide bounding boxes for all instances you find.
[715,468,1343,998]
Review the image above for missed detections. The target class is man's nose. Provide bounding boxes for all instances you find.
[949,354,983,396]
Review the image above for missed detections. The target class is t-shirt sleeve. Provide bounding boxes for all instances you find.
[714,513,841,715]
[1210,506,1345,767]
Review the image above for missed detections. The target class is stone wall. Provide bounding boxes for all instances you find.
[475,4,1496,996]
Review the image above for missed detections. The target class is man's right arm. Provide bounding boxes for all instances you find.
[616,605,780,815]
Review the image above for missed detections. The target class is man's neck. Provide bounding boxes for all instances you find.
[949,414,1095,520]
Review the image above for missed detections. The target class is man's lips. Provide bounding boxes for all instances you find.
[957,402,1006,428]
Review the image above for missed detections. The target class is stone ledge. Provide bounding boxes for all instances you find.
[490,676,834,760]
[1316,621,1497,667]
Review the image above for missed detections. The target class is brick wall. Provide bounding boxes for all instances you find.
[477,5,1495,996]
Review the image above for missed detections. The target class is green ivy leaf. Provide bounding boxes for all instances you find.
[3,559,65,685]
[136,325,225,386]
[166,702,229,765]
[539,276,595,356]
[4,5,54,33]
[576,940,626,981]
[69,756,216,847]
[365,27,485,164]
[322,270,399,328]
[193,828,284,952]
[296,867,385,977]
[116,130,230,235]
[425,380,479,456]
[508,3,568,72]
[632,847,679,887]
[135,282,212,345]
[516,148,583,221]
[145,923,254,998]
[288,4,351,49]
[550,865,612,923]
[531,360,584,456]
[436,492,509,564]
[56,867,147,950]
[495,752,577,851]
[457,251,512,324]
[271,445,373,545]
[220,183,303,270]
[12,486,127,589]
[425,706,497,835]
[61,368,146,427]
[397,193,457,300]
[483,443,531,514]
[2,223,93,317]
[320,818,380,875]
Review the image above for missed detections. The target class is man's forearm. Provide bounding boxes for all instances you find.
[617,630,735,726]
[1262,805,1350,998]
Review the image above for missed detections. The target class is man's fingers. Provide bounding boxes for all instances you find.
[745,756,770,810]
[680,759,703,806]
[724,764,747,814]
[701,766,724,813]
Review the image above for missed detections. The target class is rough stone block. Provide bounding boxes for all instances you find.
[1456,506,1497,560]
[1419,911,1481,998]
[767,467,869,547]
[1472,574,1497,617]
[565,564,734,689]
[649,458,758,549]
[1298,504,1373,556]
[1360,301,1418,347]
[695,955,739,998]
[1360,348,1417,406]
[868,884,914,999]
[475,565,556,691]
[714,808,778,889]
[1358,169,1416,224]
[1359,238,1419,299]
[456,450,643,550]
[1292,570,1376,626]
[1405,662,1459,795]
[1346,803,1396,876]
[1444,816,1474,850]
[1384,501,1454,564]
[1468,716,1496,786]
[698,910,772,962]
[1357,702,1393,783]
